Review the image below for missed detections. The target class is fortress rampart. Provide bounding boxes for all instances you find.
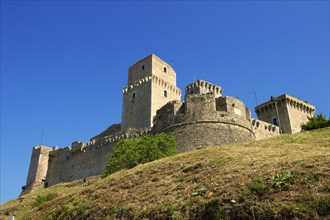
[152,93,256,151]
[23,128,151,191]
[251,119,280,140]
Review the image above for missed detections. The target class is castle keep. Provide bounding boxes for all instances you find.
[122,55,181,130]
[23,54,316,193]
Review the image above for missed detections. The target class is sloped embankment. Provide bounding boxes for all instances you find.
[1,128,330,219]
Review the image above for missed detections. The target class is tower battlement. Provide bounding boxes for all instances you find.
[255,94,316,133]
[185,79,223,98]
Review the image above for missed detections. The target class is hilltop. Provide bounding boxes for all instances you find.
[1,128,329,219]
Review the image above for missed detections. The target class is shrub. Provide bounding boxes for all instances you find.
[31,192,58,208]
[102,133,177,177]
[301,114,330,131]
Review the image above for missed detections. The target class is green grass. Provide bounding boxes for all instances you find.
[31,192,58,208]
[1,127,330,219]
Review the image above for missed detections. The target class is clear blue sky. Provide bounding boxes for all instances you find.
[1,1,329,204]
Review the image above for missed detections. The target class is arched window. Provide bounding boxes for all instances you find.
[164,67,167,73]
[164,90,167,97]
[142,65,145,70]
[132,92,136,100]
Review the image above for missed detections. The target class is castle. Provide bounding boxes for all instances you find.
[23,54,316,193]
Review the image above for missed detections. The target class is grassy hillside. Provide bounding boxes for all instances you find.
[1,128,330,219]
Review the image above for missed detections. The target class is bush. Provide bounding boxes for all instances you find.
[31,192,58,208]
[301,114,330,131]
[102,133,177,177]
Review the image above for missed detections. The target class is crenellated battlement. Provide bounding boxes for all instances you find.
[256,94,315,117]
[91,124,121,141]
[152,75,181,96]
[49,127,152,160]
[185,79,223,98]
[122,75,181,96]
[122,76,152,94]
[251,118,280,140]
[255,94,316,133]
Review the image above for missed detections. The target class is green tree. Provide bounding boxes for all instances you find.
[301,114,330,131]
[102,133,177,177]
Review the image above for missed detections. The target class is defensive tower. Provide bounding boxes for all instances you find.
[24,145,51,193]
[121,54,181,131]
[255,94,316,133]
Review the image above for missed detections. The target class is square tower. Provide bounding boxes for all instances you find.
[24,145,52,193]
[255,94,316,133]
[121,54,181,131]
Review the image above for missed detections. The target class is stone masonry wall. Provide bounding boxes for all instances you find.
[251,119,280,140]
[127,55,153,84]
[122,80,152,130]
[150,55,181,128]
[286,97,315,133]
[45,128,150,187]
[46,143,115,186]
[153,93,255,152]
[24,145,52,193]
[164,122,255,152]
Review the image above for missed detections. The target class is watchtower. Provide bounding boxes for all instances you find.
[255,94,316,133]
[121,54,181,131]
[24,145,52,193]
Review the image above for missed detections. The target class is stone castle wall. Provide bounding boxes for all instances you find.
[251,119,280,140]
[27,129,150,189]
[91,124,121,141]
